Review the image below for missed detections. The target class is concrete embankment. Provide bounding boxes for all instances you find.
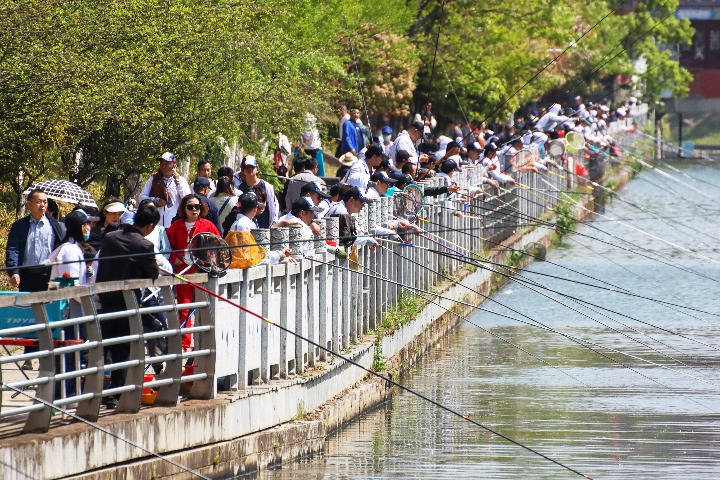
[61,209,585,480]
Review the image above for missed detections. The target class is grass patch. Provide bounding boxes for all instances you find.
[378,291,424,335]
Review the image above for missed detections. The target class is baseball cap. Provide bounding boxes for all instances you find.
[467,141,482,152]
[292,197,322,213]
[394,173,414,188]
[161,152,176,162]
[395,150,412,164]
[193,177,211,189]
[103,201,127,214]
[440,159,461,174]
[382,126,393,135]
[370,171,397,184]
[300,181,331,199]
[243,155,258,167]
[239,191,259,209]
[343,186,372,204]
[65,209,100,231]
[485,142,498,152]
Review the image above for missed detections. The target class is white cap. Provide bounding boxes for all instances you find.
[243,155,258,167]
[161,152,176,162]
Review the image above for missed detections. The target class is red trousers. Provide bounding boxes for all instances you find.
[175,283,194,350]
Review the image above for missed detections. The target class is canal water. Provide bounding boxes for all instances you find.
[253,162,720,479]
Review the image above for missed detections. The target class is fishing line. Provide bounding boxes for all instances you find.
[419,205,720,321]
[163,267,594,479]
[425,0,446,109]
[418,239,720,379]
[313,248,720,414]
[390,225,695,365]
[344,17,371,131]
[434,248,720,365]
[0,383,211,480]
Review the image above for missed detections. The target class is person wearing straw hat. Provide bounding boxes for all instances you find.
[336,151,357,180]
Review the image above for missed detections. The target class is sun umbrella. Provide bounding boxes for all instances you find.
[24,179,97,208]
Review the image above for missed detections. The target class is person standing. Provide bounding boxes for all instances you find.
[388,121,430,166]
[5,188,67,370]
[192,177,222,234]
[302,113,326,177]
[88,199,126,251]
[236,155,279,228]
[195,159,217,195]
[339,109,363,156]
[284,157,325,210]
[166,194,220,351]
[95,202,161,409]
[139,152,192,228]
[343,143,385,192]
[210,176,238,236]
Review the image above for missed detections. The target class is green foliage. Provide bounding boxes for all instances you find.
[554,202,577,237]
[506,249,526,268]
[379,291,424,334]
[0,0,693,210]
[372,335,387,372]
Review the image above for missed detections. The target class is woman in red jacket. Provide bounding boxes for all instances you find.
[166,194,220,350]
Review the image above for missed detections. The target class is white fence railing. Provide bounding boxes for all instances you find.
[0,164,568,434]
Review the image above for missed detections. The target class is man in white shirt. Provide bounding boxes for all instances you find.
[299,181,331,218]
[388,121,430,166]
[285,157,326,210]
[273,198,321,257]
[139,152,192,228]
[365,171,397,199]
[343,143,385,192]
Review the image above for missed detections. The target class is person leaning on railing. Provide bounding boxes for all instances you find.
[95,201,161,410]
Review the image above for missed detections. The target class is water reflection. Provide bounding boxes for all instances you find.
[252,163,720,479]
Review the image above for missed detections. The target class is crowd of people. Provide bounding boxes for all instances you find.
[3,93,639,409]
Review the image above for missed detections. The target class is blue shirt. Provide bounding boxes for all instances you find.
[24,216,55,266]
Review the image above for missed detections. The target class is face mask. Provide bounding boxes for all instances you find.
[385,186,396,197]
[383,135,391,142]
[82,231,91,241]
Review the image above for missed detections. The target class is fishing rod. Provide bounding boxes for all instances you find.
[0,383,211,480]
[310,246,720,414]
[540,181,720,266]
[446,190,720,286]
[344,17,371,131]
[161,266,594,479]
[349,243,610,396]
[432,247,720,364]
[418,205,720,323]
[399,224,720,366]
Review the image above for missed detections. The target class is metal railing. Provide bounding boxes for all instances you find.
[0,163,570,434]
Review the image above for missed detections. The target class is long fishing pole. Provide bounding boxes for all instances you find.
[432,247,720,363]
[344,18,371,131]
[404,224,720,366]
[418,204,720,322]
[163,267,594,479]
[0,383,211,480]
[307,249,720,414]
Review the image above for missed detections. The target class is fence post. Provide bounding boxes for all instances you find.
[190,276,217,399]
[116,290,145,414]
[22,303,55,433]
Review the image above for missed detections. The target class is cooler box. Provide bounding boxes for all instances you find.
[0,292,68,339]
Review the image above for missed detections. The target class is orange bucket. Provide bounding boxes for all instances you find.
[141,373,158,406]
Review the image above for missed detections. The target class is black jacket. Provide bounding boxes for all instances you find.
[5,214,66,276]
[96,226,159,311]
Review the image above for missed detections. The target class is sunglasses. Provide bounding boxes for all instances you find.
[186,204,201,211]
